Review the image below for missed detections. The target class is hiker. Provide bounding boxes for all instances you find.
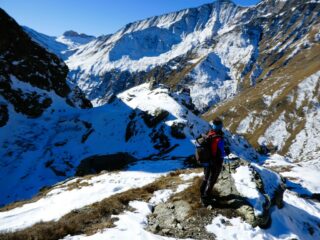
[198,117,230,206]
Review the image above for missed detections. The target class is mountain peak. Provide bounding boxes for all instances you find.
[63,30,94,38]
[63,30,79,37]
[215,0,236,5]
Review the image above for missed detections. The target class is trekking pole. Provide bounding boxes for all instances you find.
[227,155,233,192]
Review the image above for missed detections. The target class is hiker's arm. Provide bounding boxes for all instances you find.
[218,139,226,158]
[223,136,231,156]
[224,145,231,156]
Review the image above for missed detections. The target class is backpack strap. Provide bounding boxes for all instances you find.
[206,131,222,140]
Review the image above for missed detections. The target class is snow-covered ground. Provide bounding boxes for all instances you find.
[0,160,184,232]
[1,152,319,239]
[263,154,320,194]
[207,190,320,240]
[62,178,195,240]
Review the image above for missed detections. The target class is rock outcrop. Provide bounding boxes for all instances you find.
[147,160,285,238]
[0,8,91,125]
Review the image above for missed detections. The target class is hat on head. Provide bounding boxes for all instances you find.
[212,117,223,131]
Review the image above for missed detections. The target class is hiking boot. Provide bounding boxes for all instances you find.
[200,196,215,207]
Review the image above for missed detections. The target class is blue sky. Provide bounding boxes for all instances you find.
[1,0,260,36]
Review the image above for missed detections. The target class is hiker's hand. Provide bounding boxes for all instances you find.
[225,146,231,156]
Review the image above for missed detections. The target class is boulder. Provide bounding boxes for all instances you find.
[214,160,285,228]
[148,200,191,234]
[141,108,169,128]
[75,153,137,176]
[170,122,186,139]
[0,104,9,127]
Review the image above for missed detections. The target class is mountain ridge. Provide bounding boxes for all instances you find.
[0,2,320,239]
[21,0,320,159]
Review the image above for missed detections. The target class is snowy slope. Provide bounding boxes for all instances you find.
[0,83,207,206]
[23,27,95,60]
[0,161,180,232]
[0,79,261,207]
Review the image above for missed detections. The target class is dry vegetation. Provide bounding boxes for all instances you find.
[0,169,195,240]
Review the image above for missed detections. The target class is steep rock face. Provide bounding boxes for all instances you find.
[0,8,91,125]
[0,9,66,119]
[204,0,320,161]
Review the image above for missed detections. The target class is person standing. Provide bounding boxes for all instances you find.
[200,117,229,206]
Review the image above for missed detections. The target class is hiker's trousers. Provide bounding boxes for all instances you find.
[200,157,223,198]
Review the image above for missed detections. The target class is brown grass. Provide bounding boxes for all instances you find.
[164,57,203,89]
[0,169,192,240]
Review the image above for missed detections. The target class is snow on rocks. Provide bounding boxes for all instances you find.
[252,164,284,206]
[206,190,320,240]
[118,83,209,140]
[212,159,285,228]
[187,52,236,111]
[232,165,266,216]
[149,190,174,205]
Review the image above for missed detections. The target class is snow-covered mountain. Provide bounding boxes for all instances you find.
[204,0,320,162]
[23,27,96,60]
[0,4,259,208]
[0,0,320,240]
[1,0,320,239]
[24,0,320,160]
[25,0,317,110]
[23,0,319,164]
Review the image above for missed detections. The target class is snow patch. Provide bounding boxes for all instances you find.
[206,191,320,240]
[232,165,265,216]
[258,112,290,150]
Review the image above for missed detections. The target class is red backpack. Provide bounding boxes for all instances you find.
[195,131,222,165]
